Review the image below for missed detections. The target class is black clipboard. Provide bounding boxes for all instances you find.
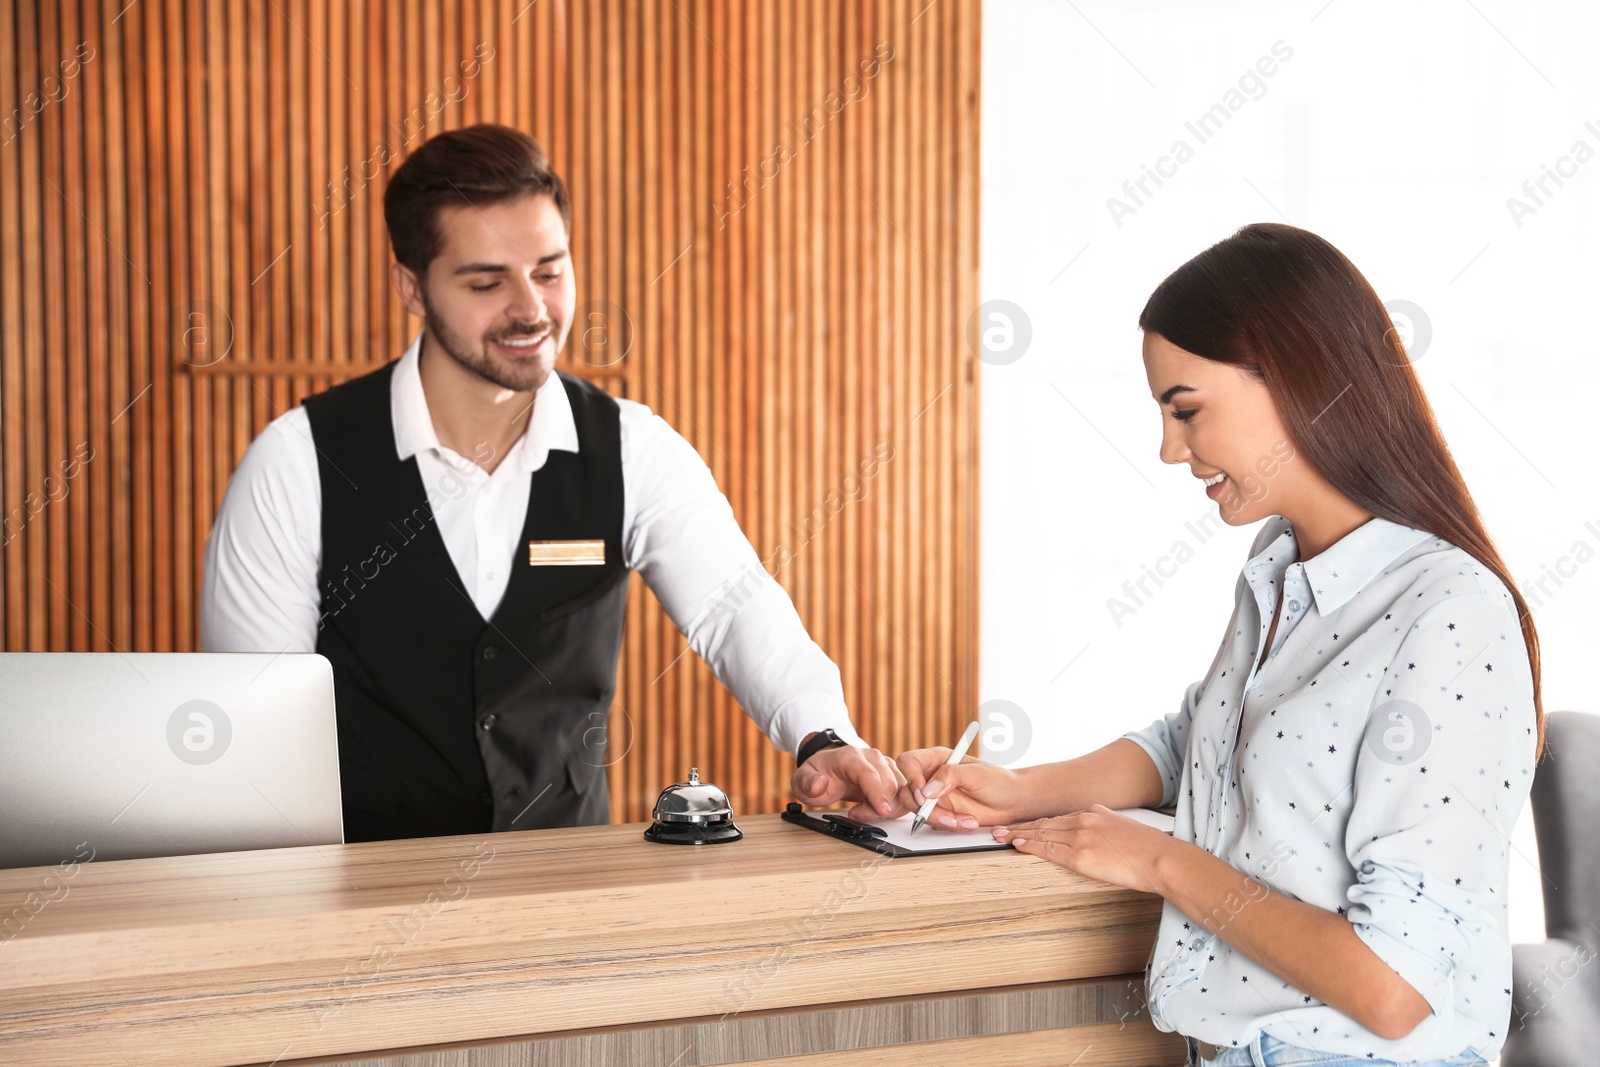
[781,803,1014,858]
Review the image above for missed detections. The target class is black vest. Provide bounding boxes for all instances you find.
[303,365,628,843]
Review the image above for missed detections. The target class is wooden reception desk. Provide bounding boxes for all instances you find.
[0,814,1186,1066]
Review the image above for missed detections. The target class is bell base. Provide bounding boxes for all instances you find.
[643,820,743,845]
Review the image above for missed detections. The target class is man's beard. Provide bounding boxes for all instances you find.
[422,293,560,393]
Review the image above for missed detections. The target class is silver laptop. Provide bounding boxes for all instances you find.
[0,652,343,869]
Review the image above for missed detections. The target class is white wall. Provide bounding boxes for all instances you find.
[979,0,1600,953]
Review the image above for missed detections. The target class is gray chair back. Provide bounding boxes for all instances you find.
[1502,710,1600,1067]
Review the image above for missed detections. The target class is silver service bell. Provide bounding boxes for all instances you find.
[644,766,743,845]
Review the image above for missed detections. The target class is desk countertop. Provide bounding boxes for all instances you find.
[0,813,1168,1066]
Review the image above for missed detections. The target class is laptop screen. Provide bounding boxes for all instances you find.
[0,653,343,870]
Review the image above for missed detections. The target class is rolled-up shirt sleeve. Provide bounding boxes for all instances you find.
[1122,678,1202,809]
[1343,589,1536,1017]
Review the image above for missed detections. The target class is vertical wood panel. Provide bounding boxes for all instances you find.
[39,0,63,650]
[0,0,981,825]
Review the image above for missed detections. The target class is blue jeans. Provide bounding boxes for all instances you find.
[1184,1033,1490,1066]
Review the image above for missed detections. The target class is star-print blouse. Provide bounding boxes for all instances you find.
[1121,515,1536,1062]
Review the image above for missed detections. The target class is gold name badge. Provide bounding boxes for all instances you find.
[528,540,606,567]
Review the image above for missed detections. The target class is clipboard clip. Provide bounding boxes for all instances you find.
[819,813,887,842]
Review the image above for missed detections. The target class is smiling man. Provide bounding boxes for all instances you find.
[200,124,899,842]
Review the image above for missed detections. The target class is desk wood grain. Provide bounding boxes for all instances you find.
[0,814,1174,1066]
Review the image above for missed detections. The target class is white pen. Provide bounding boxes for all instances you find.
[908,720,981,836]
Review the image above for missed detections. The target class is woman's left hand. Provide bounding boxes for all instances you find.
[994,805,1171,895]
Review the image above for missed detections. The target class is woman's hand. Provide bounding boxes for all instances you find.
[848,747,1032,828]
[993,804,1171,895]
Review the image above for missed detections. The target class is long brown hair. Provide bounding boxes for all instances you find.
[1139,222,1543,758]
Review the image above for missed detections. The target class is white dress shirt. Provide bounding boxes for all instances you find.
[200,335,864,757]
[1122,516,1535,1062]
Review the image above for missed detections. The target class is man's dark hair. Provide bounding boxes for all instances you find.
[383,124,571,275]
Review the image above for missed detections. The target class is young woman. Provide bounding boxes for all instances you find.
[877,224,1541,1066]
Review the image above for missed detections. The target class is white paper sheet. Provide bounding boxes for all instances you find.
[1112,807,1176,833]
[855,814,1010,852]
[844,806,1174,853]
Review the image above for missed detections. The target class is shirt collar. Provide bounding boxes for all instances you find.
[1245,515,1434,615]
[1301,517,1435,614]
[389,333,580,472]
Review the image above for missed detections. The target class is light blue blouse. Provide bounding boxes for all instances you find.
[1122,516,1536,1062]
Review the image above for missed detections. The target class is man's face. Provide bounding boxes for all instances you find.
[397,193,576,394]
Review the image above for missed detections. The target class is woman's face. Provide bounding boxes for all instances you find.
[1141,331,1300,526]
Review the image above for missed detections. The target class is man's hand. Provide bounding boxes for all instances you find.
[790,739,906,818]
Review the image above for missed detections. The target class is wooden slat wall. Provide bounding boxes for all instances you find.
[0,0,980,823]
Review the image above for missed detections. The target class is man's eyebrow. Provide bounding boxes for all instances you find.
[451,250,568,275]
[1158,384,1196,405]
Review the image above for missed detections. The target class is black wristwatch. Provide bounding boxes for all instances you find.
[796,728,848,767]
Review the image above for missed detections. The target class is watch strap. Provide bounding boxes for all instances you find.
[796,728,847,767]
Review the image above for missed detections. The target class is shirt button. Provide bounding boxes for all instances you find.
[482,714,497,730]
[481,645,498,660]
[1288,599,1302,612]
[485,571,497,583]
